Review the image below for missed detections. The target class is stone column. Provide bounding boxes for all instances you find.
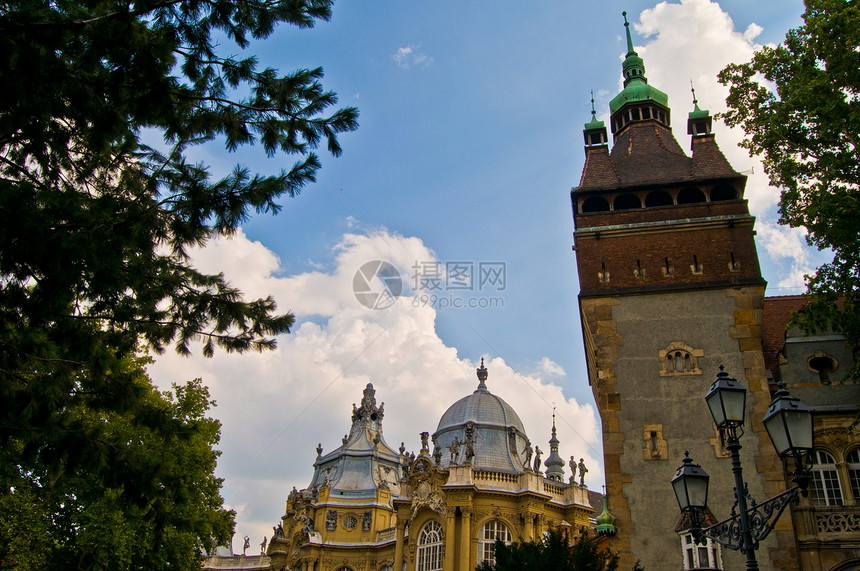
[459,509,472,570]
[521,512,534,541]
[444,512,457,570]
[394,520,406,570]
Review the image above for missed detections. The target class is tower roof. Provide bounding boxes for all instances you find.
[608,12,668,115]
[310,383,402,497]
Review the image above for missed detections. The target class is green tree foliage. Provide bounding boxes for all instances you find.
[1,0,357,566]
[475,530,622,571]
[719,0,860,378]
[0,354,235,570]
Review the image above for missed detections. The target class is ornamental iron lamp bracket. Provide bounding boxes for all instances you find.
[693,486,801,551]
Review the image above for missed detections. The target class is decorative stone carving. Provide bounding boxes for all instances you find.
[816,511,860,534]
[326,510,337,531]
[363,510,372,531]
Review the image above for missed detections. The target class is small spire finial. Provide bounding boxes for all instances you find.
[691,80,700,110]
[590,90,597,120]
[476,357,488,389]
[622,11,636,56]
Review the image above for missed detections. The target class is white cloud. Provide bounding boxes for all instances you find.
[391,45,432,69]
[149,229,600,546]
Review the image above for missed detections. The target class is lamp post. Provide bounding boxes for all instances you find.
[672,366,814,570]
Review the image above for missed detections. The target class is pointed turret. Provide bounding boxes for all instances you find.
[583,90,608,149]
[687,83,712,137]
[596,488,617,535]
[544,408,566,481]
[608,12,670,136]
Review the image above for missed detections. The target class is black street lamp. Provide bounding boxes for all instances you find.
[672,366,814,571]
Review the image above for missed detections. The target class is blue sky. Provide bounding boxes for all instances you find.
[150,0,823,549]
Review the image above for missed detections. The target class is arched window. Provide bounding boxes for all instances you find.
[581,196,610,213]
[614,193,641,211]
[677,187,706,204]
[416,520,444,571]
[847,449,860,502]
[810,450,844,506]
[681,532,723,570]
[645,189,673,207]
[659,343,702,376]
[478,520,512,566]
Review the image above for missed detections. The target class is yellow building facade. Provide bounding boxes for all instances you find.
[261,361,597,571]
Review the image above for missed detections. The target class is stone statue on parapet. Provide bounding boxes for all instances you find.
[316,443,323,456]
[420,431,430,451]
[533,446,543,473]
[243,535,250,556]
[260,536,267,554]
[448,436,461,464]
[522,439,533,470]
[432,435,442,465]
[578,458,588,486]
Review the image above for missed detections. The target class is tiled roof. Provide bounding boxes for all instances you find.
[762,295,808,382]
[575,121,741,192]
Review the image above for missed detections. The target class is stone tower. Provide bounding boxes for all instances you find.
[570,14,798,570]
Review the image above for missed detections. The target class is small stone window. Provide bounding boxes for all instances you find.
[643,424,667,460]
[808,351,838,385]
[659,342,703,376]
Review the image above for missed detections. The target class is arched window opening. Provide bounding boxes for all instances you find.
[710,185,736,201]
[808,354,837,385]
[677,187,706,204]
[810,450,844,506]
[614,193,641,211]
[478,521,512,566]
[645,190,673,207]
[659,343,702,376]
[846,449,860,502]
[581,196,610,214]
[416,520,444,571]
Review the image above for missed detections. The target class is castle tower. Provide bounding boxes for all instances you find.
[570,13,798,570]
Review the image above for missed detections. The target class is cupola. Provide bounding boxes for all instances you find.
[608,12,670,136]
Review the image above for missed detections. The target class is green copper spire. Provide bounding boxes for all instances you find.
[584,90,605,130]
[609,11,669,115]
[688,82,710,120]
[596,487,617,535]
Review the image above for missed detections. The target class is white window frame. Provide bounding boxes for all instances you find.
[847,448,860,503]
[416,520,443,571]
[477,520,512,566]
[681,532,723,570]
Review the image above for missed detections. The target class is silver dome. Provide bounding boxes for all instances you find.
[432,361,530,473]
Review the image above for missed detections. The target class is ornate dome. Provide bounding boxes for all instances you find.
[432,360,531,473]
